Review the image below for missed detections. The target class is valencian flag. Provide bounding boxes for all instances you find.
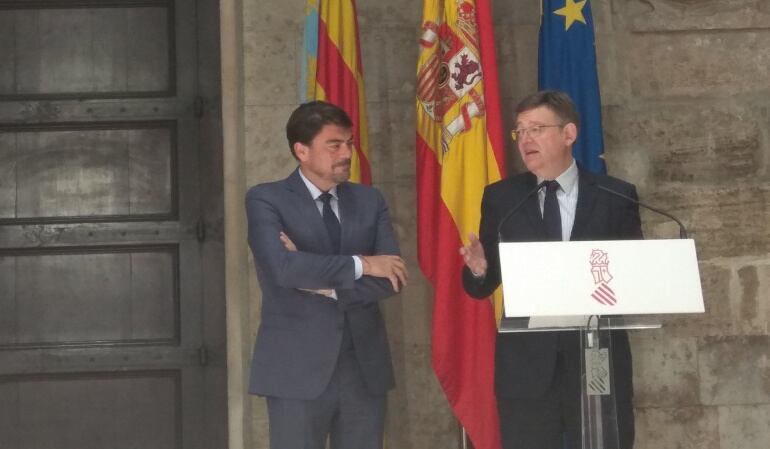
[302,0,371,184]
[539,0,606,174]
[416,1,505,448]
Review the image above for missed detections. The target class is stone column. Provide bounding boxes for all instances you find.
[220,1,252,449]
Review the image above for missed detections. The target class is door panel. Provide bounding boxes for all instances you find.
[0,246,177,347]
[0,5,173,98]
[0,122,175,221]
[0,371,180,449]
[0,0,225,448]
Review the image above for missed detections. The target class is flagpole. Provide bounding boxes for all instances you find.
[461,427,475,449]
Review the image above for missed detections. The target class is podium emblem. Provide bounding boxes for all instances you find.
[585,348,611,395]
[589,249,617,305]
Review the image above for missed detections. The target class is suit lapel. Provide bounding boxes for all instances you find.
[570,169,599,241]
[336,182,354,255]
[522,174,546,237]
[286,169,335,252]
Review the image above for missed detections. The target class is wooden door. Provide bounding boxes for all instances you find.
[0,1,226,448]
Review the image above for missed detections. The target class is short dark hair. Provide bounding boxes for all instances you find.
[286,101,353,159]
[515,90,580,129]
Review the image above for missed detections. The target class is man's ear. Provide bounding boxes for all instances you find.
[294,142,309,161]
[563,122,578,146]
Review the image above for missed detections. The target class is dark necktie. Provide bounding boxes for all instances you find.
[543,180,562,241]
[319,192,341,253]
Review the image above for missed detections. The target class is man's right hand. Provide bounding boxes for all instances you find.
[459,232,487,278]
[361,255,407,292]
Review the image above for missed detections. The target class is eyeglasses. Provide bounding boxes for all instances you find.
[510,124,564,141]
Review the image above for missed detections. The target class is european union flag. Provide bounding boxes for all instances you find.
[539,0,606,174]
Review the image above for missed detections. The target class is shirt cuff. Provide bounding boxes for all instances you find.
[353,255,363,280]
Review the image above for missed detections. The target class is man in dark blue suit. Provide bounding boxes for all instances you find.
[246,101,406,449]
[461,91,641,449]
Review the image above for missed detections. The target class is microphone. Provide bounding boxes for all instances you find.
[497,181,546,242]
[594,184,688,239]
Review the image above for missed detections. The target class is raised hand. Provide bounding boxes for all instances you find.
[459,232,487,277]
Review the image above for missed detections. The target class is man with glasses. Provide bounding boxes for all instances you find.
[460,90,641,449]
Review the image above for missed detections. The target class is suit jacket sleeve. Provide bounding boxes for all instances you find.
[246,186,356,291]
[336,189,401,310]
[462,185,503,299]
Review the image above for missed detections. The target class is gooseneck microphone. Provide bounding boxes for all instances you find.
[594,184,688,239]
[497,181,547,243]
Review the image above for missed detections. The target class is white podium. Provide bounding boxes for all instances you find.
[497,239,704,449]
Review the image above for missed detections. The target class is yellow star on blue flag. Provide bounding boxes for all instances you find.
[539,0,606,174]
[554,0,587,31]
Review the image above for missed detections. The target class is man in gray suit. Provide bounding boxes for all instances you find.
[246,101,407,449]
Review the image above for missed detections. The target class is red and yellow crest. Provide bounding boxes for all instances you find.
[417,1,486,153]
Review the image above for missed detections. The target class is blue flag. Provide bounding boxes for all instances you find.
[539,0,605,174]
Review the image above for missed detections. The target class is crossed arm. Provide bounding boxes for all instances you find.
[279,231,407,294]
[247,185,408,307]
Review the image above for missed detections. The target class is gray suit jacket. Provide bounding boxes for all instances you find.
[246,168,399,399]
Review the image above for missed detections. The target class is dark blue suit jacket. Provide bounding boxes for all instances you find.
[463,168,642,400]
[246,168,399,399]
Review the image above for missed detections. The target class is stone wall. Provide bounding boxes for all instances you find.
[230,0,770,448]
[592,2,770,449]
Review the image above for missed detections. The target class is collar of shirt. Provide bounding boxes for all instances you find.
[298,168,338,200]
[537,158,578,195]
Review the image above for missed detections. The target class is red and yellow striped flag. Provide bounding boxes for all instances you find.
[303,0,371,184]
[416,1,505,448]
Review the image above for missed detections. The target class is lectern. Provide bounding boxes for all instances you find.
[498,239,704,449]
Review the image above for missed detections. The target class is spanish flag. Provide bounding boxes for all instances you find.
[302,0,371,184]
[416,1,504,448]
